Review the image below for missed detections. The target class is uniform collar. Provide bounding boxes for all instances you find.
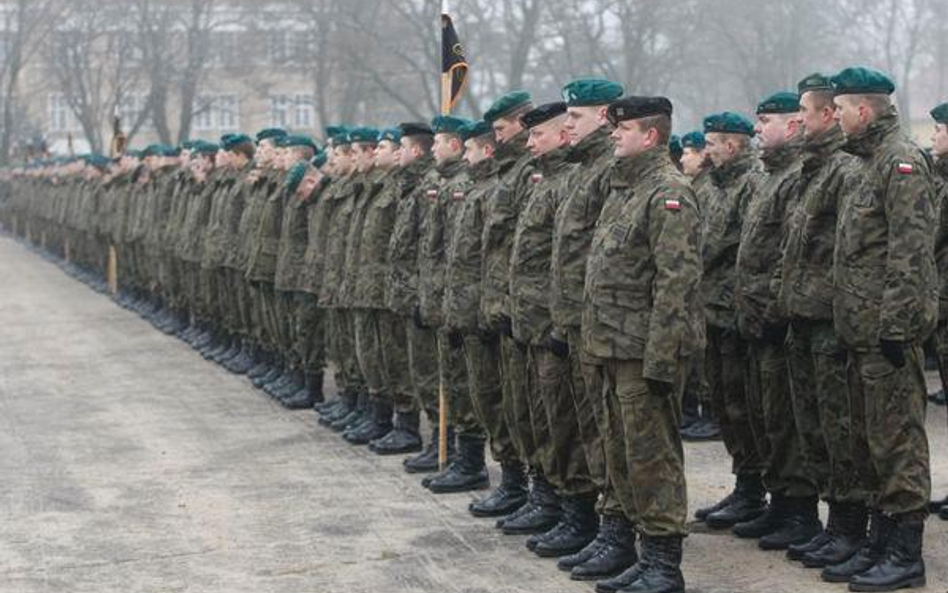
[494,129,529,165]
[760,137,802,172]
[566,126,612,164]
[711,147,757,186]
[842,108,900,157]
[612,145,668,187]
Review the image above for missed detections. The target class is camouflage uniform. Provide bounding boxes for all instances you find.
[582,147,703,537]
[220,166,255,345]
[295,176,334,381]
[780,125,864,504]
[931,157,948,428]
[834,109,935,517]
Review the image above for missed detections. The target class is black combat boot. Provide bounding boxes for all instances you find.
[802,502,868,567]
[246,349,274,379]
[566,514,638,581]
[426,434,489,493]
[318,391,357,426]
[680,389,699,430]
[502,473,560,535]
[733,493,784,539]
[252,362,282,389]
[305,372,324,404]
[533,494,599,557]
[847,516,926,591]
[822,509,892,583]
[469,460,528,517]
[262,367,293,397]
[336,393,371,433]
[273,369,306,401]
[620,535,685,593]
[370,410,422,455]
[788,500,838,561]
[404,426,454,474]
[759,495,822,550]
[345,398,394,445]
[704,473,767,529]
[226,340,257,375]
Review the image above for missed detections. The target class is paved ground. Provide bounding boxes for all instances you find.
[0,234,947,593]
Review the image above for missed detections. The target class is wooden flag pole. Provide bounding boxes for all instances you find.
[437,1,451,472]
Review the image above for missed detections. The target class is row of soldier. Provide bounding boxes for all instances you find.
[1,65,946,593]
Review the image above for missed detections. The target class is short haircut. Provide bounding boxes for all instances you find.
[806,90,836,111]
[231,141,255,161]
[471,134,496,149]
[632,114,672,145]
[404,134,434,153]
[499,103,534,123]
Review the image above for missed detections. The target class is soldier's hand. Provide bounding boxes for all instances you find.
[448,330,464,350]
[879,339,906,368]
[496,314,513,338]
[645,378,674,398]
[548,334,570,359]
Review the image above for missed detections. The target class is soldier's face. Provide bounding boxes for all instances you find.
[754,113,796,150]
[680,147,705,177]
[526,119,567,157]
[374,140,399,169]
[705,133,737,168]
[492,116,524,145]
[798,92,835,140]
[463,138,493,165]
[931,123,948,158]
[398,138,423,166]
[297,172,320,198]
[611,120,652,158]
[565,106,606,146]
[432,133,461,164]
[833,95,866,136]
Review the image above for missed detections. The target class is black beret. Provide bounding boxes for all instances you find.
[606,96,673,126]
[798,73,833,95]
[399,122,434,137]
[520,102,567,129]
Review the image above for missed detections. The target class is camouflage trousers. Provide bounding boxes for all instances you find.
[437,329,482,437]
[248,281,277,351]
[706,324,763,477]
[230,270,254,338]
[405,320,439,420]
[273,290,299,368]
[200,266,223,329]
[567,326,624,518]
[325,308,364,395]
[787,319,864,503]
[530,344,597,498]
[292,292,325,376]
[500,335,538,465]
[847,345,930,517]
[183,262,204,320]
[215,267,242,335]
[744,338,816,498]
[462,332,518,463]
[596,357,687,537]
[354,309,414,412]
[933,322,948,432]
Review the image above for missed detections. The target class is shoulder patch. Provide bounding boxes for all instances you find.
[531,173,544,184]
[897,162,914,174]
[426,188,438,199]
[663,197,681,211]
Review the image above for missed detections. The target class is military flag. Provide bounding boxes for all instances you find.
[440,7,468,115]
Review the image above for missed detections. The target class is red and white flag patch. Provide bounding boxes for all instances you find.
[664,198,681,211]
[426,189,438,199]
[452,191,465,201]
[531,173,544,184]
[897,162,914,174]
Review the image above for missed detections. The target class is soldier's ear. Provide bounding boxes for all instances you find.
[596,105,609,124]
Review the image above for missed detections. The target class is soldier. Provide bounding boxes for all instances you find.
[508,101,601,560]
[585,95,702,593]
[780,74,866,568]
[821,66,935,591]
[931,103,948,522]
[695,112,768,531]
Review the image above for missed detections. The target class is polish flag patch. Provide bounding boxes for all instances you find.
[897,162,914,174]
[531,173,544,183]
[664,198,681,211]
[452,191,465,201]
[426,189,438,199]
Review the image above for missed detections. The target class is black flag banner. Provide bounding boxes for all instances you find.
[440,11,468,114]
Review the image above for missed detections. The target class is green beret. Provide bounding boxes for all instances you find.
[562,78,624,107]
[222,134,253,151]
[680,131,706,150]
[348,127,380,144]
[124,149,143,159]
[192,141,219,156]
[312,149,329,169]
[82,154,111,169]
[142,144,162,157]
[458,120,493,141]
[180,139,199,151]
[285,160,309,194]
[256,128,288,143]
[798,72,833,95]
[669,135,683,160]
[520,102,567,129]
[756,91,800,115]
[931,103,948,125]
[831,67,895,95]
[332,133,352,147]
[324,125,349,138]
[607,95,673,125]
[378,128,402,144]
[703,112,755,136]
[399,122,433,137]
[484,90,532,123]
[281,134,319,151]
[161,145,181,157]
[431,115,471,135]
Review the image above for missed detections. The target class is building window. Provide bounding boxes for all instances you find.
[269,94,289,127]
[293,94,314,129]
[193,95,215,132]
[118,94,151,131]
[217,94,239,131]
[48,93,71,132]
[192,94,240,132]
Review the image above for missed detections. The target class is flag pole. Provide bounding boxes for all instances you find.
[437,0,450,472]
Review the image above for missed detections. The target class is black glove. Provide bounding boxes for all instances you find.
[879,339,906,368]
[761,323,788,346]
[645,378,674,398]
[496,314,513,338]
[548,334,570,359]
[413,306,428,330]
[448,330,464,350]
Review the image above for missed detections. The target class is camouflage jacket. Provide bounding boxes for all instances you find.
[318,174,361,308]
[385,155,436,316]
[354,167,402,309]
[246,170,286,282]
[201,168,240,269]
[220,164,255,270]
[551,126,613,334]
[480,131,534,328]
[509,147,570,346]
[274,178,314,292]
[235,169,278,275]
[735,140,802,339]
[935,158,948,319]
[834,110,938,348]
[418,157,469,327]
[444,158,499,334]
[297,177,334,296]
[701,148,762,331]
[177,171,222,264]
[780,126,857,322]
[340,169,386,306]
[147,168,180,253]
[582,147,704,382]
